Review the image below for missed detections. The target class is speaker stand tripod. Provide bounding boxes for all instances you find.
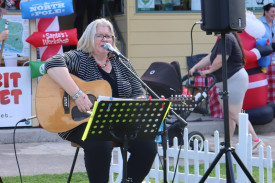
[199,32,256,183]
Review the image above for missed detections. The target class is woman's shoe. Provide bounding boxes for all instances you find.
[252,139,265,153]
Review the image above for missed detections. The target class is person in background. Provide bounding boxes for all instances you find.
[0,29,8,65]
[44,18,157,183]
[0,29,8,42]
[188,32,265,152]
[258,3,275,42]
[258,3,275,103]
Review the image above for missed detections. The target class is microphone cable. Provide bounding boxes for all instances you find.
[13,116,36,183]
[13,120,26,183]
[172,144,183,183]
[187,21,203,83]
[190,21,203,62]
[169,21,203,183]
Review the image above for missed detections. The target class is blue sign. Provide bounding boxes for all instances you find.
[20,0,74,19]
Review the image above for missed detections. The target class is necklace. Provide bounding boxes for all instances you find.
[97,58,110,68]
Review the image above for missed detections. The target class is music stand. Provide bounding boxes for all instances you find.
[199,33,256,182]
[82,99,171,183]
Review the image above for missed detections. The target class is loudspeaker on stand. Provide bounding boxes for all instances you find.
[200,0,246,34]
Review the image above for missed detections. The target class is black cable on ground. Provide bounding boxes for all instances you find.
[13,119,29,183]
[157,151,164,169]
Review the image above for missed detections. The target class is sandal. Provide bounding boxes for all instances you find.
[252,139,265,153]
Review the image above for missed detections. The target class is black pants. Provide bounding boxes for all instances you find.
[74,0,104,39]
[65,124,157,183]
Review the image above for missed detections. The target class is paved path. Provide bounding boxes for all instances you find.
[0,141,86,177]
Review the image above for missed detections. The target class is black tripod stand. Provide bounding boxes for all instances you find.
[199,32,256,183]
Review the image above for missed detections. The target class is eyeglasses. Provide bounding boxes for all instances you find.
[95,34,113,40]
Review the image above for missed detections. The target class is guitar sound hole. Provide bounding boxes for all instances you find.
[71,107,90,121]
[71,94,97,121]
[88,94,97,105]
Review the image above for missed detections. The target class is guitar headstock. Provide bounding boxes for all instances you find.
[168,95,196,112]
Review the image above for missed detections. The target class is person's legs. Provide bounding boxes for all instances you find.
[217,68,260,141]
[74,0,87,39]
[248,122,258,140]
[228,103,243,139]
[86,0,101,25]
[65,124,113,183]
[218,94,259,141]
[218,97,238,140]
[95,0,104,18]
[83,141,113,183]
[127,140,157,183]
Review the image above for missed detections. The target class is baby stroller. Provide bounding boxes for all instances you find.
[141,61,216,151]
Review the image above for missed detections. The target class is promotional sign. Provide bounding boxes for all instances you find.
[0,15,30,58]
[0,67,32,127]
[26,28,78,47]
[20,0,73,19]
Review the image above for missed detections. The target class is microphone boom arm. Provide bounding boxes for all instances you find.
[115,55,187,126]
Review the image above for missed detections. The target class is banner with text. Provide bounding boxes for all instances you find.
[26,28,78,47]
[20,0,74,19]
[0,67,32,127]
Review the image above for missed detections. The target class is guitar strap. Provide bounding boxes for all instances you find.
[63,92,70,114]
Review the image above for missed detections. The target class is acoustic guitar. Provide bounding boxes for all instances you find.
[36,74,112,133]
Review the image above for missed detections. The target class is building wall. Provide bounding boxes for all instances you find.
[125,1,216,77]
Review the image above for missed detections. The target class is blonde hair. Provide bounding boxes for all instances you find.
[77,18,118,57]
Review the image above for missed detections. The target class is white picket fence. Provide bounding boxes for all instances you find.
[109,113,273,183]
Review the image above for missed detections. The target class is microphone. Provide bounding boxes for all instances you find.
[104,43,121,56]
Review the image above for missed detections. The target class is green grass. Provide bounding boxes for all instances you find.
[2,162,275,183]
[2,173,89,183]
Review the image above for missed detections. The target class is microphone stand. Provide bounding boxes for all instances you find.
[113,53,187,183]
[113,53,187,126]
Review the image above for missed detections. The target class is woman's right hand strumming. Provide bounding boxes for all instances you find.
[74,92,93,113]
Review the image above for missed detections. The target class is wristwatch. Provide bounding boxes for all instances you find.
[72,90,83,100]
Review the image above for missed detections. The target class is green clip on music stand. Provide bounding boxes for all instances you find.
[82,99,171,183]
